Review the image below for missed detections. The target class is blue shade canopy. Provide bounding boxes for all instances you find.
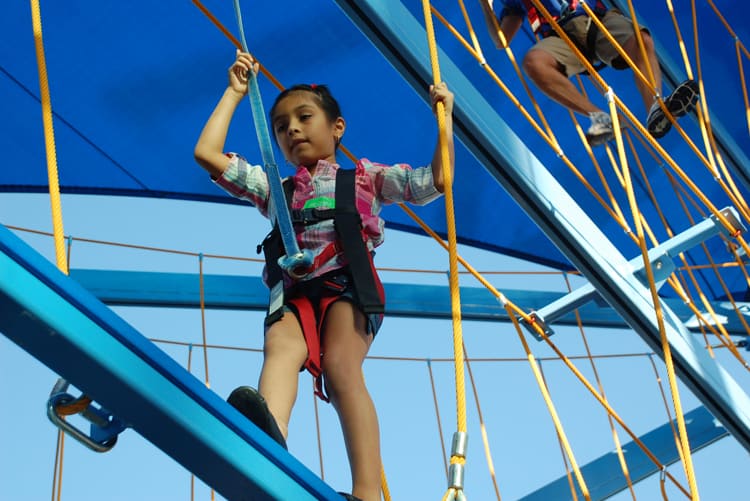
[2,1,749,299]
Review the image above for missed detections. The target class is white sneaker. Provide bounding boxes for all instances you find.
[585,111,614,146]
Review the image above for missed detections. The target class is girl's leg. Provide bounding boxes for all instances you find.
[258,312,308,439]
[321,301,381,501]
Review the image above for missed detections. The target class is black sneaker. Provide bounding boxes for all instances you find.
[227,386,287,449]
[646,79,700,139]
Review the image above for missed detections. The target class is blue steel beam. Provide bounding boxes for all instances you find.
[67,268,750,336]
[533,207,743,334]
[333,0,750,451]
[518,406,728,501]
[0,224,340,501]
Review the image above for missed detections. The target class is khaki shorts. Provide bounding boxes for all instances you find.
[529,10,644,77]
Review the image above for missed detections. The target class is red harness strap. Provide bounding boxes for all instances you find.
[286,292,341,402]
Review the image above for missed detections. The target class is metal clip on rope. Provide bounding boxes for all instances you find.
[47,378,127,453]
[446,431,468,501]
[232,0,313,278]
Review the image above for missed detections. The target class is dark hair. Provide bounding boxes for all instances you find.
[269,84,342,124]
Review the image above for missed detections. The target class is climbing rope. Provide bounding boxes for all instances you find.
[30,1,737,499]
[28,1,94,497]
[608,87,700,498]
[420,1,470,500]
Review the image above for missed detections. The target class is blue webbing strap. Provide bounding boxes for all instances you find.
[232,0,312,276]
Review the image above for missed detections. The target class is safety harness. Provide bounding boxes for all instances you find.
[258,168,385,401]
[521,0,614,71]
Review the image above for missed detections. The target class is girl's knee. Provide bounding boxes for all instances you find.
[264,322,307,363]
[323,361,365,401]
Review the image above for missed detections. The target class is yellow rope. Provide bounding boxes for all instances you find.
[530,0,745,240]
[380,465,392,501]
[435,3,561,151]
[607,90,700,499]
[431,5,629,229]
[506,305,590,500]
[421,2,469,500]
[29,3,84,496]
[624,0,657,89]
[184,2,746,496]
[688,0,750,220]
[30,0,67,274]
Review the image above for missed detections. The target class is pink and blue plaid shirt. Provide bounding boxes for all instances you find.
[214,154,441,281]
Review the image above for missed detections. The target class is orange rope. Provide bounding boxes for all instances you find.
[312,383,325,479]
[427,360,450,479]
[703,0,750,59]
[738,39,750,136]
[463,342,503,500]
[198,254,211,388]
[563,274,637,499]
[187,344,197,501]
[51,430,64,501]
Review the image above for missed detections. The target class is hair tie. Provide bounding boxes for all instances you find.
[310,83,317,89]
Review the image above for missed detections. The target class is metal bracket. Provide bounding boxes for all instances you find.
[525,207,745,340]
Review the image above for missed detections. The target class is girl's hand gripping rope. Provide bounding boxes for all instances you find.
[228,50,259,98]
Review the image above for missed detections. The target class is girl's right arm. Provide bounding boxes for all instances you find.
[194,51,258,178]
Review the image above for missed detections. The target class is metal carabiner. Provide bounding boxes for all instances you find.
[47,379,127,453]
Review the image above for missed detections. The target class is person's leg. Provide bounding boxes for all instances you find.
[523,33,614,146]
[598,11,698,138]
[321,301,380,501]
[595,10,661,110]
[522,48,599,116]
[257,312,308,439]
[620,30,662,111]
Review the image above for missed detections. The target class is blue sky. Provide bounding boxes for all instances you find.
[1,192,748,500]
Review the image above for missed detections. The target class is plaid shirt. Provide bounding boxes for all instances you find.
[214,154,441,282]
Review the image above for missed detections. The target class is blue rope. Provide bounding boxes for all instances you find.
[232,0,312,276]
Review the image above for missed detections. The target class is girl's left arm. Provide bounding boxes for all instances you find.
[429,82,455,193]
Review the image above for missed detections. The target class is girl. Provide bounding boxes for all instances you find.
[194,50,454,501]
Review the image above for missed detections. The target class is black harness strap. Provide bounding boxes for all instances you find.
[259,177,296,325]
[546,2,609,74]
[260,169,384,323]
[333,169,384,314]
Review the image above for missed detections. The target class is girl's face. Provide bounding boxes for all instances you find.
[271,91,345,169]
